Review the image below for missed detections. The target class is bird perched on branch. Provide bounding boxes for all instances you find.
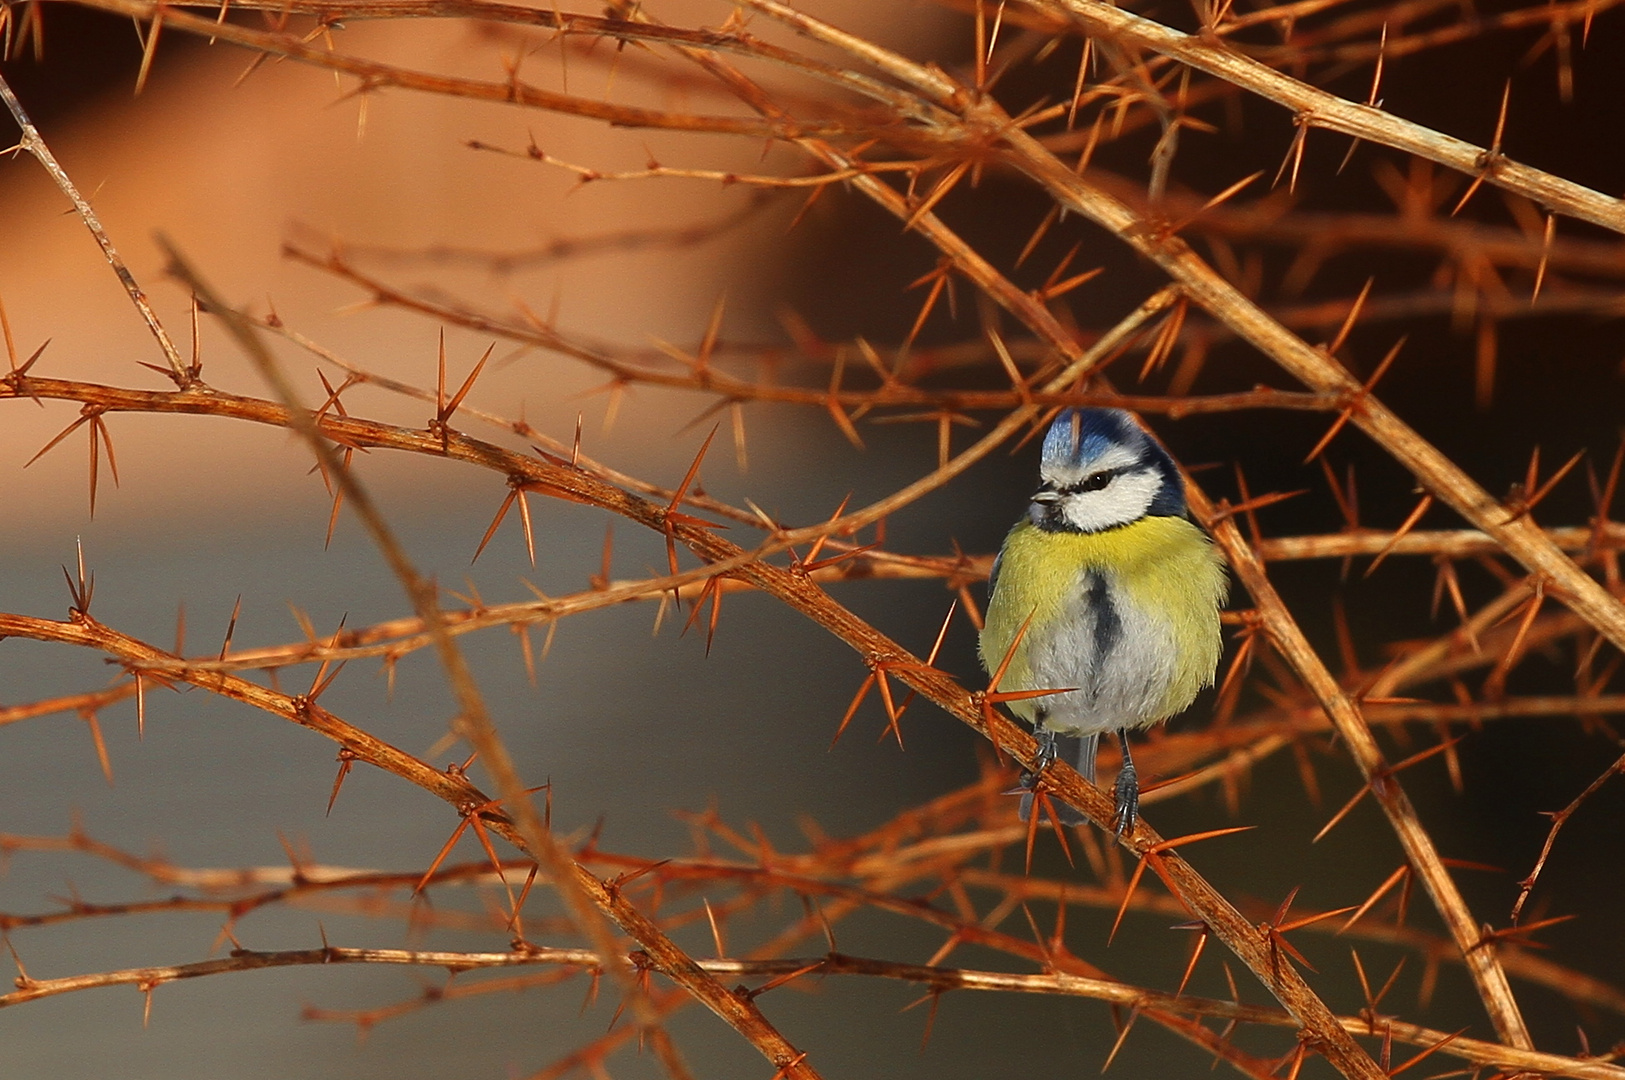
[979,407,1227,834]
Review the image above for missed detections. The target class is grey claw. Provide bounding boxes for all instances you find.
[1113,763,1139,837]
[1033,731,1059,772]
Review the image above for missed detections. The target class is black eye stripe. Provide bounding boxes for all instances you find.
[1060,468,1121,494]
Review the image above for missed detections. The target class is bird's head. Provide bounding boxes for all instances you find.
[1028,408,1187,533]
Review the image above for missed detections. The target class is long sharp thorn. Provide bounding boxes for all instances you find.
[1109,856,1153,943]
[987,609,1036,696]
[831,672,876,748]
[1101,1007,1140,1073]
[902,267,948,354]
[189,293,202,378]
[1278,903,1360,933]
[443,342,495,423]
[1452,84,1510,216]
[924,600,958,668]
[704,579,723,655]
[307,614,348,698]
[25,414,91,469]
[1313,783,1371,843]
[323,448,352,549]
[326,750,355,816]
[508,863,540,931]
[435,328,447,419]
[473,489,518,564]
[516,489,536,567]
[1374,955,1408,1010]
[1358,334,1409,397]
[1366,493,1433,577]
[218,594,242,661]
[1327,278,1374,357]
[315,369,341,418]
[1304,337,1405,463]
[1016,206,1059,268]
[1526,447,1587,515]
[681,577,716,636]
[84,711,113,784]
[903,161,969,232]
[95,417,120,487]
[668,424,719,516]
[16,337,49,380]
[1532,213,1555,303]
[697,293,726,373]
[1046,806,1074,866]
[1197,170,1264,217]
[987,0,1007,70]
[466,814,512,898]
[802,492,852,568]
[1387,1029,1469,1077]
[1023,792,1044,873]
[1497,580,1546,680]
[729,401,748,473]
[133,10,163,96]
[1175,924,1209,996]
[1524,444,1543,501]
[874,668,900,728]
[414,818,471,895]
[973,0,988,88]
[1351,947,1375,1008]
[87,416,99,517]
[1304,406,1357,465]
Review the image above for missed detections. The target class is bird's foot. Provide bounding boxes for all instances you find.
[1112,761,1140,837]
[1013,732,1087,826]
[1033,728,1060,773]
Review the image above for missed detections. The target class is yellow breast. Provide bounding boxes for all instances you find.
[979,516,1228,722]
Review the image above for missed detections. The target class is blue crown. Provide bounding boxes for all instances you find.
[1040,408,1188,517]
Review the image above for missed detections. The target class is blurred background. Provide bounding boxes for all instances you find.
[2,1,1623,1076]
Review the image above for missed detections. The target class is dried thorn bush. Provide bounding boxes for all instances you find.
[1,0,1624,1077]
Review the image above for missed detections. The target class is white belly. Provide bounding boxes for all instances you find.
[1024,569,1179,737]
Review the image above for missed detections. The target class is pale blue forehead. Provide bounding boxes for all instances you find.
[1040,408,1142,468]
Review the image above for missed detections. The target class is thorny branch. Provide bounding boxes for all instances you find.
[4,0,1625,1075]
[3,942,1621,1079]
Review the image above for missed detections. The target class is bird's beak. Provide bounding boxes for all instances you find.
[1027,487,1061,525]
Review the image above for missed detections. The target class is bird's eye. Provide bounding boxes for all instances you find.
[1079,471,1112,492]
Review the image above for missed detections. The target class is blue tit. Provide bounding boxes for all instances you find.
[979,407,1227,834]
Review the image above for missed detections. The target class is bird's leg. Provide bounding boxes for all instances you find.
[1014,725,1057,823]
[1015,725,1088,826]
[1019,712,1059,787]
[1033,725,1060,772]
[1113,728,1139,836]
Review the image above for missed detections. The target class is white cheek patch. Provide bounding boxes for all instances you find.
[1042,443,1141,487]
[1060,469,1160,532]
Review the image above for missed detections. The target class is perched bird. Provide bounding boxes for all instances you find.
[979,407,1227,834]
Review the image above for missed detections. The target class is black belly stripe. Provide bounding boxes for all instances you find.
[1084,570,1121,669]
